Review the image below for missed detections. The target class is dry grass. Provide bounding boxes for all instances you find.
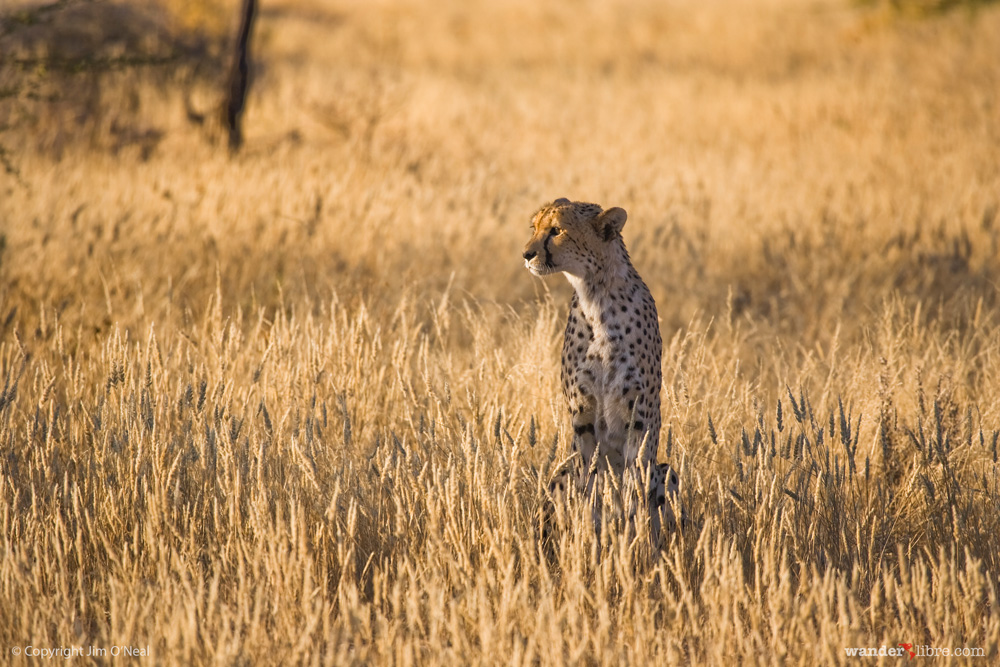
[2,0,1000,663]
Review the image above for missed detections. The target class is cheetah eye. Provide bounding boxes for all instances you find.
[549,227,561,236]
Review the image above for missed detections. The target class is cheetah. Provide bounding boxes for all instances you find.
[523,198,681,541]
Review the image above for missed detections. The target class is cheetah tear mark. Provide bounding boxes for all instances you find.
[542,232,554,268]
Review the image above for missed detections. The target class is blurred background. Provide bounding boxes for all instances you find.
[2,0,998,348]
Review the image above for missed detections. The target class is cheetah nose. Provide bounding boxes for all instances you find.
[523,250,537,261]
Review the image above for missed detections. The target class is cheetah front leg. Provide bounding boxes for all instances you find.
[543,391,599,546]
[552,294,601,496]
[620,406,664,544]
[570,398,601,493]
[547,392,599,497]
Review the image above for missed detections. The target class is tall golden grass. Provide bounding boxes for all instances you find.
[2,0,999,663]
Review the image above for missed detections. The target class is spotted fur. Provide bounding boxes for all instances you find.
[523,199,681,541]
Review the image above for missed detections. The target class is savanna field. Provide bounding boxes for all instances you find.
[2,0,1000,663]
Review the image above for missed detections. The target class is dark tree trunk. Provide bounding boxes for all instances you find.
[223,0,257,153]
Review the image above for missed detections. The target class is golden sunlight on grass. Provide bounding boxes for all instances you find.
[1,0,999,663]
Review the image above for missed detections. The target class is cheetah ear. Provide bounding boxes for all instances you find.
[594,207,627,241]
[552,197,571,205]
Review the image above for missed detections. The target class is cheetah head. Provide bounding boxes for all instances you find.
[522,198,627,278]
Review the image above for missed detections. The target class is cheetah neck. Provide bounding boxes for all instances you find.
[563,243,636,331]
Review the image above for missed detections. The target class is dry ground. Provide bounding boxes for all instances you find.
[1,0,1000,663]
